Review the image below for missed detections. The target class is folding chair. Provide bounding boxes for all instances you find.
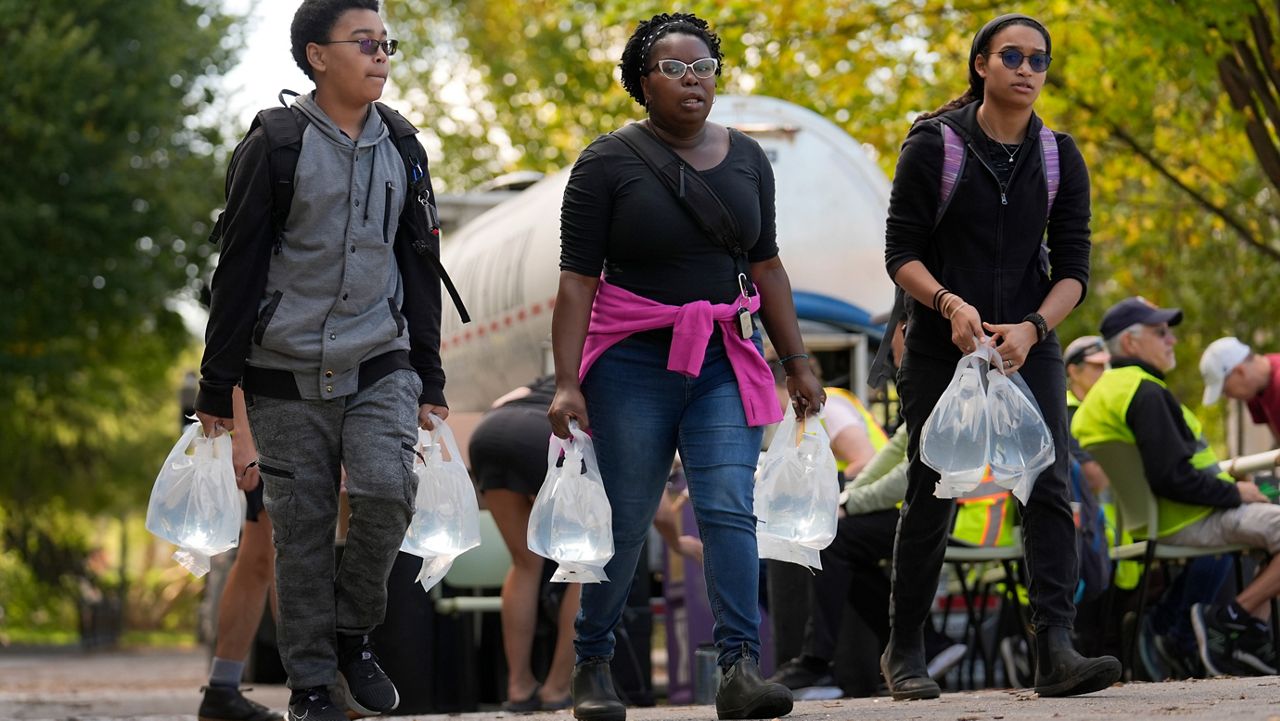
[1085,441,1247,679]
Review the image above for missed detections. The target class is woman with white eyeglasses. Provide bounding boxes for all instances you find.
[549,11,821,721]
[881,13,1121,700]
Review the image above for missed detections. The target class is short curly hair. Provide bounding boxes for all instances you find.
[619,12,723,107]
[291,0,381,80]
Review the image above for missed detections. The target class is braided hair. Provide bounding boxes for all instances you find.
[914,15,1050,125]
[619,12,723,107]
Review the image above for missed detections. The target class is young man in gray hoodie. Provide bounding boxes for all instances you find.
[195,2,450,719]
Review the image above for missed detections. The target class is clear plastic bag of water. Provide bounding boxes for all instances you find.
[145,422,244,577]
[401,415,481,593]
[755,406,839,570]
[527,421,614,583]
[921,345,996,498]
[985,369,1054,504]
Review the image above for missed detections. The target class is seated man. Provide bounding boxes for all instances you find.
[1201,336,1280,444]
[1073,297,1280,677]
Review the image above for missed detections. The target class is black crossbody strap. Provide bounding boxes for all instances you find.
[611,123,744,259]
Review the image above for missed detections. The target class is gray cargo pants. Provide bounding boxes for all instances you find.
[245,368,421,689]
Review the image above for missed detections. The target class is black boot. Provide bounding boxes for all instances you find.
[571,658,625,721]
[880,628,941,701]
[1033,626,1121,697]
[715,651,793,720]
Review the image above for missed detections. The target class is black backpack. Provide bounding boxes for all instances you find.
[210,91,469,322]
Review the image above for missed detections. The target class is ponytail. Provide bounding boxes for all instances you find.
[913,87,980,125]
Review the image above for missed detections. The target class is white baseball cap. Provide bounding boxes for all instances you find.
[1200,337,1251,405]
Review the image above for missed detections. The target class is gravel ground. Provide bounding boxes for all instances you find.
[1,647,1278,721]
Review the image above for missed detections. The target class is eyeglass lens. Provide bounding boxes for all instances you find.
[358,38,398,56]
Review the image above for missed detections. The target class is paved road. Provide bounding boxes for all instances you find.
[2,647,1278,721]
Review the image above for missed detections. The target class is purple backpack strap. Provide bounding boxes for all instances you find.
[1040,125,1059,216]
[937,124,965,226]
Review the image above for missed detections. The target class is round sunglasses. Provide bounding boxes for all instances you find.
[317,38,399,57]
[989,48,1051,73]
[646,57,719,80]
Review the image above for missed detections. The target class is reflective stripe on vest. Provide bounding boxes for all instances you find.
[1071,365,1225,538]
[953,469,1016,547]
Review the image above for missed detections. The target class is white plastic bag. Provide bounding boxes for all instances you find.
[401,415,481,593]
[921,345,996,498]
[145,422,244,577]
[527,421,613,583]
[985,369,1054,504]
[755,406,839,570]
[920,342,1055,503]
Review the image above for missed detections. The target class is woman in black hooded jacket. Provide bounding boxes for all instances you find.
[881,14,1121,699]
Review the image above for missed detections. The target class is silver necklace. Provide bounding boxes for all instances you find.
[977,110,1022,164]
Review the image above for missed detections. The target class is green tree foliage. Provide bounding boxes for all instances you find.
[0,1,241,510]
[388,0,1278,408]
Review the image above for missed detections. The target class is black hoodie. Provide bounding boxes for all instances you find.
[884,102,1091,360]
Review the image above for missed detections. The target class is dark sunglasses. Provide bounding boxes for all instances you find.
[317,38,399,57]
[646,57,719,80]
[990,48,1051,73]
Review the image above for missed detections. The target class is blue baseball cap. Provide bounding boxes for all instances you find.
[1099,296,1183,340]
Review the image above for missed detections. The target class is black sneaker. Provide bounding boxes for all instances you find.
[336,633,400,716]
[1235,626,1278,676]
[1190,603,1258,677]
[287,687,346,721]
[767,655,835,690]
[198,685,283,721]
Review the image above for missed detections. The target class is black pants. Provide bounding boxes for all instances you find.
[804,509,900,661]
[892,335,1078,635]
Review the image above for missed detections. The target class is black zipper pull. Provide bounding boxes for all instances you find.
[678,163,685,198]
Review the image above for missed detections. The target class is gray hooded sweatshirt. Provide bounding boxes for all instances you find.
[246,94,410,400]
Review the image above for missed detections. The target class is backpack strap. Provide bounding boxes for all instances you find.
[255,106,309,254]
[375,102,471,323]
[1039,124,1059,216]
[937,123,966,228]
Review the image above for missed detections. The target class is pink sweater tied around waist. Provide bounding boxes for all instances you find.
[579,279,783,427]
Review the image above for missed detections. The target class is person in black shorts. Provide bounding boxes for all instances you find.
[472,376,578,712]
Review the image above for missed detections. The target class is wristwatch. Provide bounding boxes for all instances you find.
[1023,312,1048,343]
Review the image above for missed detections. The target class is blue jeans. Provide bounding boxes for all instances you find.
[577,333,765,669]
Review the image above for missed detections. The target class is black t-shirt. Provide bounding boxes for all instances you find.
[559,127,778,306]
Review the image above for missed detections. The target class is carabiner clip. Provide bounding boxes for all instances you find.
[737,272,752,300]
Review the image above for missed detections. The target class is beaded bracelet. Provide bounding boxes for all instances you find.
[777,353,810,365]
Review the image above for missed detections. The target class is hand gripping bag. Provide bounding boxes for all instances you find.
[527,421,614,583]
[985,369,1054,504]
[755,406,839,570]
[145,422,245,577]
[401,415,482,593]
[920,344,996,498]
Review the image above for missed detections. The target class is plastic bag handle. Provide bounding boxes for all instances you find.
[426,414,465,464]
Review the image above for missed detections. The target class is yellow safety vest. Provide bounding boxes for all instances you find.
[952,468,1018,547]
[1071,366,1230,538]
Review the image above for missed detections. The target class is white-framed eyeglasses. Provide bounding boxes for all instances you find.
[646,57,719,80]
